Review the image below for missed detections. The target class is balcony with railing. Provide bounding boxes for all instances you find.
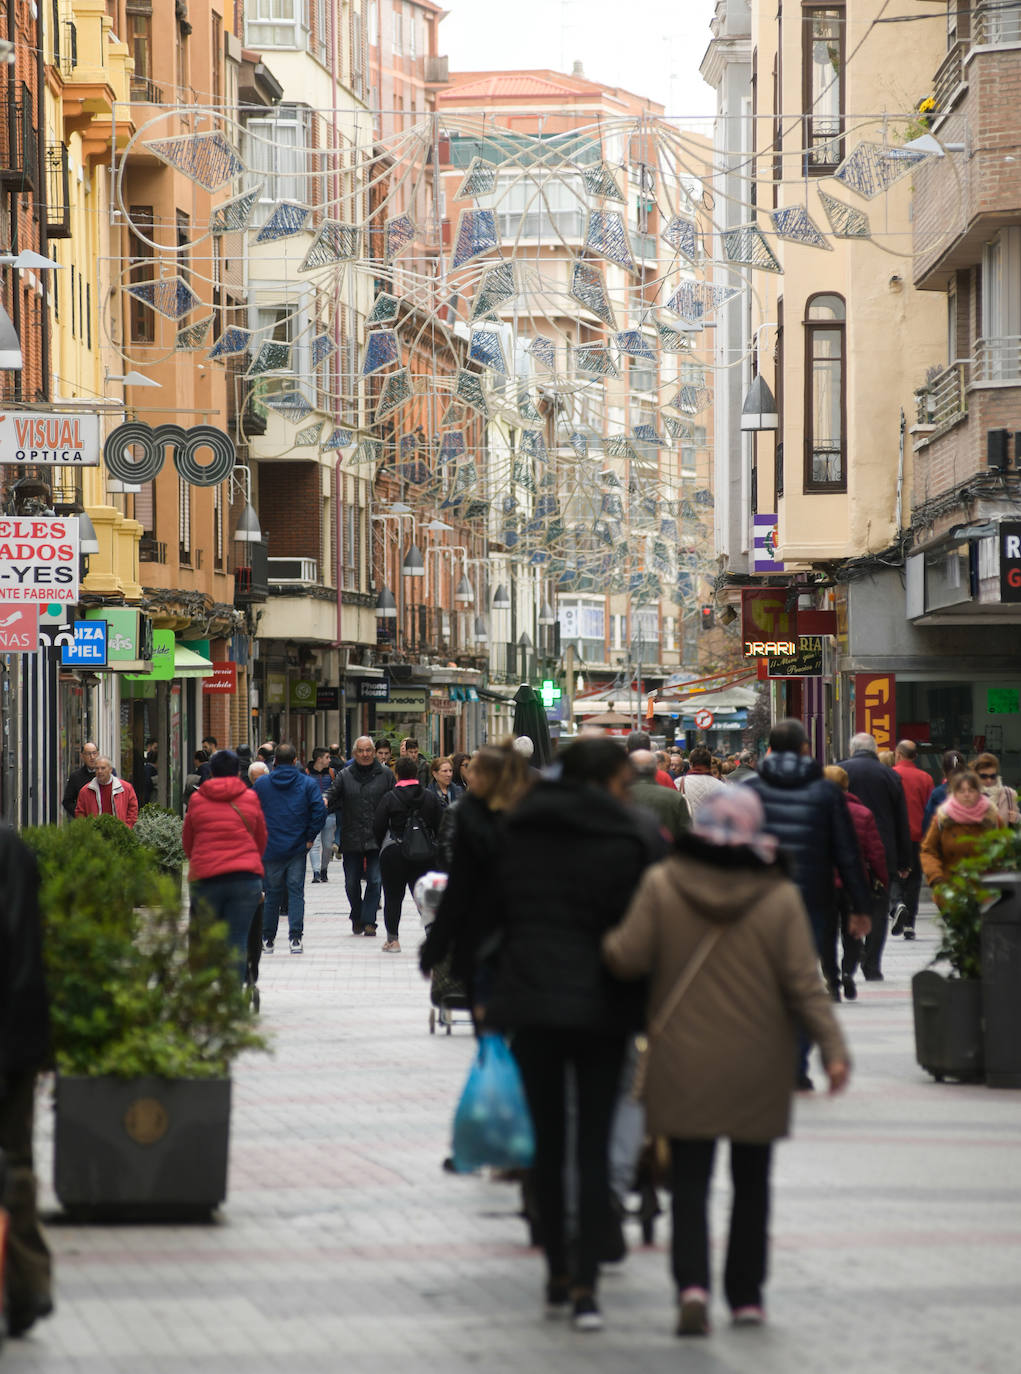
[973,336,1021,383]
[914,361,969,433]
[973,1,1021,45]
[45,142,71,238]
[0,97,39,192]
[932,41,966,115]
[268,557,319,586]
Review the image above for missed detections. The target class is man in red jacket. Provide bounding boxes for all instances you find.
[891,740,934,940]
[74,756,138,828]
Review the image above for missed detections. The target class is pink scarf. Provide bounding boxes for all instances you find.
[940,794,995,826]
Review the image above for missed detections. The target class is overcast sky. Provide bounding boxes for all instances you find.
[441,0,718,123]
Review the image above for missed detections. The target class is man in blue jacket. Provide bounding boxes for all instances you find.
[255,743,325,955]
[746,718,872,1088]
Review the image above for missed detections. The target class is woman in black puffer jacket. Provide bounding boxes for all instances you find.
[373,756,443,952]
[484,738,662,1331]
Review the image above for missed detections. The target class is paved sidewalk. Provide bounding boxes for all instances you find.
[7,881,1021,1374]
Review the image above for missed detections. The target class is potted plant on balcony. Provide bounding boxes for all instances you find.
[24,816,266,1221]
[912,828,1016,1082]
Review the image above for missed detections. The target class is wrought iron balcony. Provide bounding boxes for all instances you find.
[139,536,168,564]
[45,142,71,239]
[0,97,39,192]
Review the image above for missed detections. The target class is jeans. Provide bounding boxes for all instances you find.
[669,1138,772,1310]
[263,851,308,941]
[190,872,263,979]
[890,841,922,929]
[379,842,428,938]
[342,849,382,927]
[309,813,336,875]
[513,1028,627,1292]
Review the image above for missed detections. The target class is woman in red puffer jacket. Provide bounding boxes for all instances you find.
[182,749,267,978]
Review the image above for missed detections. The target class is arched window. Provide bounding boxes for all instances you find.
[804,293,846,491]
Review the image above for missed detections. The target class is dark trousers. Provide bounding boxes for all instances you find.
[512,1028,626,1292]
[669,1138,772,1310]
[342,849,381,927]
[191,872,263,981]
[890,841,922,928]
[843,886,890,979]
[0,1070,52,1326]
[379,844,426,938]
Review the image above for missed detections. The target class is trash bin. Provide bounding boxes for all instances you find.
[979,872,1021,1089]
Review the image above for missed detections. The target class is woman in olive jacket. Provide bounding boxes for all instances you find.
[603,786,849,1337]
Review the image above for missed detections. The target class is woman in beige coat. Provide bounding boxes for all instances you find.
[603,787,849,1337]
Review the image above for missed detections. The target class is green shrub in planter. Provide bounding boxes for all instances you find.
[932,828,1019,979]
[134,803,187,877]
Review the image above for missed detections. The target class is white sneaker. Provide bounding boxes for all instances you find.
[289,936,303,955]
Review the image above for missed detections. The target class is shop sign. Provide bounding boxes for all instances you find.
[358,678,390,702]
[104,422,235,487]
[85,607,153,668]
[290,679,317,710]
[0,516,79,603]
[375,687,428,714]
[203,662,238,695]
[855,674,896,750]
[767,635,824,678]
[125,628,175,681]
[60,619,107,666]
[0,603,38,652]
[316,686,340,709]
[999,522,1021,603]
[741,587,795,657]
[265,672,286,706]
[753,514,784,573]
[0,412,101,465]
[432,696,456,716]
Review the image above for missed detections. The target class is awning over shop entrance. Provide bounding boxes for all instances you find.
[174,644,214,678]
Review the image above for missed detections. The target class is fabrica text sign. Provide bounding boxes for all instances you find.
[0,412,101,465]
[0,517,79,603]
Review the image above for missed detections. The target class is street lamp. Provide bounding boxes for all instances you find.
[402,543,426,577]
[455,575,474,604]
[375,585,397,618]
[538,599,556,626]
[104,370,162,388]
[740,373,779,432]
[229,464,262,543]
[492,583,511,609]
[77,510,100,555]
[473,615,488,643]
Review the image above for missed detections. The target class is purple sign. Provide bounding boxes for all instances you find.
[753,514,784,573]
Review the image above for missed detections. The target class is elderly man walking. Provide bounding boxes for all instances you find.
[255,743,325,955]
[889,739,935,940]
[74,756,138,828]
[62,741,101,819]
[630,749,692,843]
[328,736,395,936]
[838,733,911,977]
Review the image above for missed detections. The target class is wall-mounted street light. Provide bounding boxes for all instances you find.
[740,373,779,432]
[375,585,398,618]
[538,599,556,626]
[105,369,162,388]
[492,583,511,609]
[229,463,262,543]
[455,575,474,604]
[402,543,426,577]
[0,250,63,270]
[473,615,488,643]
[77,510,100,555]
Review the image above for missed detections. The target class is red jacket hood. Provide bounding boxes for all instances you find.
[197,776,249,802]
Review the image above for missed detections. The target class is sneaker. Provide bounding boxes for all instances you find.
[382,939,401,953]
[732,1306,765,1327]
[319,870,329,883]
[841,975,858,1001]
[544,1278,570,1320]
[351,923,364,936]
[826,980,841,1003]
[289,936,303,955]
[571,1293,603,1332]
[262,938,274,954]
[310,873,321,884]
[363,923,377,937]
[677,1287,710,1336]
[796,1073,815,1092]
[863,970,884,982]
[890,902,908,936]
[904,927,916,940]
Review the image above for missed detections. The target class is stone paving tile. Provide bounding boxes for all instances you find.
[6,880,1021,1374]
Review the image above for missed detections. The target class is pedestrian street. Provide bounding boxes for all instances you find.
[8,885,1021,1374]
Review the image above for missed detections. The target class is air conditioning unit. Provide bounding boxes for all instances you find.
[267,557,318,585]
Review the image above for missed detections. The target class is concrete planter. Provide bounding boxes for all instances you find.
[911,969,984,1083]
[53,1075,231,1221]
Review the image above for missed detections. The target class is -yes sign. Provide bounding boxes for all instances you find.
[103,422,236,487]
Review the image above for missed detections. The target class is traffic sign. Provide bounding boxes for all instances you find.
[0,603,38,652]
[694,707,714,730]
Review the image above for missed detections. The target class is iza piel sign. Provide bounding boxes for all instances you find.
[0,412,101,465]
[61,620,107,667]
[0,517,79,602]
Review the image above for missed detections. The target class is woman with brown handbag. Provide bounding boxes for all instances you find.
[603,787,849,1337]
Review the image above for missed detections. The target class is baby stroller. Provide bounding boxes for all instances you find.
[414,872,473,1035]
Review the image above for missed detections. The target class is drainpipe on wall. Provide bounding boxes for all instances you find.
[896,409,905,532]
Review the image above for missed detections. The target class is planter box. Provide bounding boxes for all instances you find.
[911,970,984,1083]
[980,873,1021,1089]
[54,1075,231,1221]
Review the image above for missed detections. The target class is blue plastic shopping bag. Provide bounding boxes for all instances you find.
[452,1033,535,1173]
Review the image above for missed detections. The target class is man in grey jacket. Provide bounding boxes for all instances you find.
[328,736,395,936]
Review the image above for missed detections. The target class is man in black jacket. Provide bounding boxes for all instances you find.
[0,824,54,1337]
[746,719,872,1084]
[61,741,100,818]
[838,732,912,980]
[328,736,395,935]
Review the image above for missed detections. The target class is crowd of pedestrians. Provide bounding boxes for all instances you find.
[41,719,1018,1344]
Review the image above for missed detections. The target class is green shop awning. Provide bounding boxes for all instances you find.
[175,644,214,678]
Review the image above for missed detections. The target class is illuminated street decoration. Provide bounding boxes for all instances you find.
[569,261,616,329]
[300,221,360,270]
[722,225,783,273]
[771,206,832,251]
[834,141,926,200]
[818,189,872,239]
[145,130,243,190]
[125,276,199,320]
[256,203,310,242]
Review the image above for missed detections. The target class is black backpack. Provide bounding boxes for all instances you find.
[401,804,438,864]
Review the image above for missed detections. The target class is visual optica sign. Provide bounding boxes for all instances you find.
[103,422,236,487]
[0,412,101,465]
